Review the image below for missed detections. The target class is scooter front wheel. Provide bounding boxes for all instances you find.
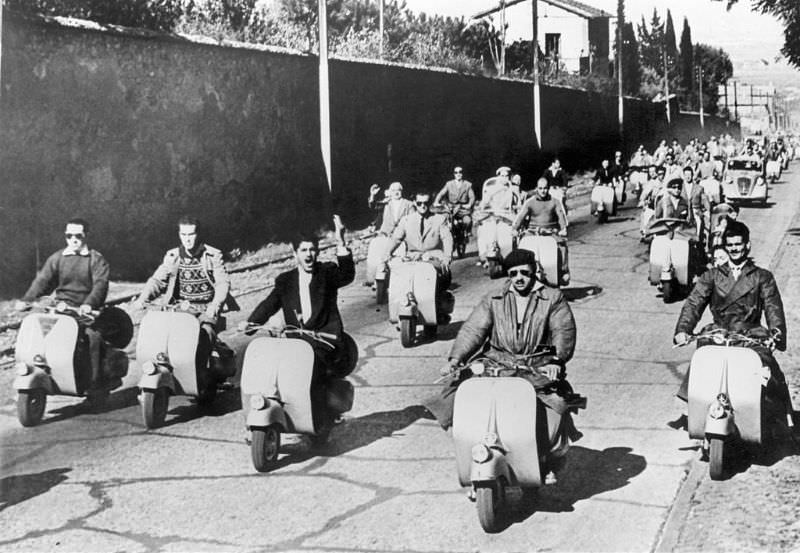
[476,482,506,533]
[400,316,416,348]
[661,279,676,303]
[17,390,46,427]
[141,388,169,429]
[251,425,281,472]
[708,437,725,480]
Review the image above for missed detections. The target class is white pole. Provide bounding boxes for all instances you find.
[532,0,541,148]
[319,0,332,191]
[0,0,4,101]
[617,0,624,143]
[378,0,384,60]
[698,67,704,129]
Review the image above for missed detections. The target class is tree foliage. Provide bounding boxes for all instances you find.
[679,17,693,96]
[726,0,800,67]
[694,43,733,115]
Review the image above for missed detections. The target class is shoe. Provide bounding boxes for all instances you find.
[544,471,558,485]
[667,414,688,431]
[475,261,483,267]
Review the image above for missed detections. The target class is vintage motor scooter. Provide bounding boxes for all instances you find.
[677,328,786,480]
[517,227,569,287]
[366,234,406,305]
[387,252,454,348]
[646,218,700,303]
[446,351,586,533]
[475,209,515,277]
[13,302,132,426]
[136,302,236,429]
[433,201,470,259]
[590,183,616,224]
[239,325,356,472]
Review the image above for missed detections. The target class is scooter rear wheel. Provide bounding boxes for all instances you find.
[141,388,169,429]
[251,425,281,472]
[476,482,506,533]
[400,317,416,348]
[709,437,725,480]
[17,390,46,427]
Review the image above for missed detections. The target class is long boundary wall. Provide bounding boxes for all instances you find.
[0,11,736,296]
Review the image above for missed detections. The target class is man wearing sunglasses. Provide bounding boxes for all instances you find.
[434,167,475,236]
[387,192,454,321]
[424,249,581,474]
[17,218,112,391]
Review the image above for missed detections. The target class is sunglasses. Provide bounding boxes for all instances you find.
[668,185,682,189]
[415,201,430,206]
[65,233,85,239]
[508,269,532,278]
[454,171,462,174]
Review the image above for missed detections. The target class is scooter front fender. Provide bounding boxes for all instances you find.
[470,450,512,485]
[398,304,418,319]
[705,412,735,437]
[247,403,288,432]
[138,368,175,393]
[13,368,56,394]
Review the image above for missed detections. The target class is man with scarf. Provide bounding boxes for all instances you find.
[424,248,582,480]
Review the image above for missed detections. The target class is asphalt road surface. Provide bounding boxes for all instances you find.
[1,164,798,552]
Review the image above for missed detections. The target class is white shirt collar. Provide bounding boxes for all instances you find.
[62,246,90,257]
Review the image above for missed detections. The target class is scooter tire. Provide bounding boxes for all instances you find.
[597,211,608,225]
[141,388,169,429]
[456,239,467,259]
[400,317,416,348]
[709,437,725,480]
[375,278,388,305]
[251,425,281,472]
[661,279,675,303]
[17,390,46,427]
[423,324,437,340]
[476,483,506,534]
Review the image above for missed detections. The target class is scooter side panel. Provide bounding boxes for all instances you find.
[518,235,559,287]
[687,346,763,443]
[17,314,79,395]
[669,239,690,286]
[495,221,515,258]
[476,217,497,259]
[412,262,438,325]
[388,261,436,324]
[453,378,541,488]
[366,235,392,281]
[649,235,671,285]
[240,337,315,434]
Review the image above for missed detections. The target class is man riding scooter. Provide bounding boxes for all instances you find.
[434,166,476,239]
[244,215,355,435]
[672,220,795,432]
[16,218,128,399]
[366,182,415,287]
[424,248,582,483]
[386,192,454,324]
[133,215,238,384]
[513,178,570,285]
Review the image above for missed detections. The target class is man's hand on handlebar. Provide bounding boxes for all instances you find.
[237,321,259,336]
[541,363,562,381]
[78,304,93,316]
[440,358,459,377]
[557,228,568,237]
[673,332,690,346]
[14,300,31,312]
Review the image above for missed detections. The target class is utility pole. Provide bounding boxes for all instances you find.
[663,47,671,123]
[378,0,384,60]
[319,0,332,191]
[0,0,4,101]
[698,66,704,128]
[733,81,738,122]
[531,0,541,148]
[617,0,624,143]
[500,0,506,76]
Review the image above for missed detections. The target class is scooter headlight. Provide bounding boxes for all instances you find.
[483,432,500,447]
[469,362,485,376]
[55,301,68,313]
[471,444,492,463]
[708,402,727,420]
[15,362,30,376]
[155,352,170,365]
[32,354,47,367]
[249,395,268,410]
[142,361,159,376]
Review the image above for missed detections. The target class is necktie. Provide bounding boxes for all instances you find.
[419,214,425,239]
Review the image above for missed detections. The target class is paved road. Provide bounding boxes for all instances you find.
[1,166,798,552]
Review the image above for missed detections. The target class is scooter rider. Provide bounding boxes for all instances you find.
[424,249,581,476]
[244,215,355,432]
[16,218,112,392]
[369,181,415,237]
[134,216,238,377]
[513,177,570,284]
[673,220,794,428]
[434,166,476,235]
[386,192,454,322]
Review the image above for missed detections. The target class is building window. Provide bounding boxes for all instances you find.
[545,33,561,57]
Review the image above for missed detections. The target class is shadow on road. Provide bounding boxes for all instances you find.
[0,468,71,511]
[161,386,242,428]
[521,446,647,516]
[266,405,431,471]
[562,286,603,302]
[45,387,141,425]
[785,227,800,236]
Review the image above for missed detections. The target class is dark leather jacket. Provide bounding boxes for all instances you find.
[675,260,786,351]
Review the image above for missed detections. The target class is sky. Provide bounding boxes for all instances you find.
[403,0,791,73]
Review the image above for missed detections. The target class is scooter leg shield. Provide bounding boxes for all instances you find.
[13,371,56,395]
[705,413,735,437]
[138,370,175,394]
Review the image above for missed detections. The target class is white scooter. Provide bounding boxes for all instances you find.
[136,302,235,429]
[13,302,132,426]
[366,234,406,305]
[517,227,569,287]
[646,218,698,303]
[590,184,616,224]
[475,209,515,277]
[239,325,356,472]
[677,328,786,480]
[447,351,586,532]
